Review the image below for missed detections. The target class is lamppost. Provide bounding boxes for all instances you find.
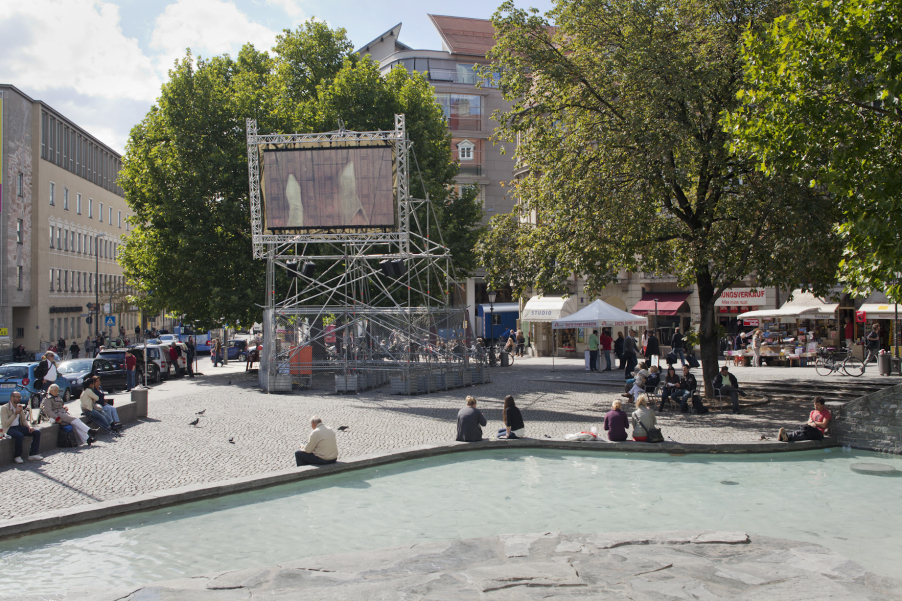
[653,298,659,368]
[487,290,497,345]
[94,232,106,338]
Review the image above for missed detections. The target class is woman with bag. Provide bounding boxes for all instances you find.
[42,384,97,445]
[630,395,658,442]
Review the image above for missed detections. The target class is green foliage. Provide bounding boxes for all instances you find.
[477,0,843,394]
[120,21,480,329]
[727,0,902,301]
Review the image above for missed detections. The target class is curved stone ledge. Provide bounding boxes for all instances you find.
[56,531,900,600]
[0,437,838,542]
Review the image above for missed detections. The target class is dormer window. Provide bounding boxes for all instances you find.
[457,139,475,161]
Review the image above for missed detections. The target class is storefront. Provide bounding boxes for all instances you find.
[715,288,770,335]
[521,296,578,357]
[630,292,691,343]
[856,303,902,355]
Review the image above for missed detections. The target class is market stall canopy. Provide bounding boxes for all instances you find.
[857,303,902,316]
[631,292,691,316]
[521,295,578,322]
[738,290,837,320]
[552,299,647,329]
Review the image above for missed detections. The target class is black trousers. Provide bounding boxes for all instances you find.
[623,353,637,378]
[295,451,337,466]
[589,350,598,371]
[787,425,824,442]
[719,385,740,411]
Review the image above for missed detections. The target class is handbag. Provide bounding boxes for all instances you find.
[646,422,665,443]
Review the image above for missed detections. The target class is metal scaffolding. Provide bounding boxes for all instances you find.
[247,115,486,393]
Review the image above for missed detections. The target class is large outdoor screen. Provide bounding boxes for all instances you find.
[262,146,396,231]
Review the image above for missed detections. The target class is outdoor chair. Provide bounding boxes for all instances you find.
[711,379,725,411]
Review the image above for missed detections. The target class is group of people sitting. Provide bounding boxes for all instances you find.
[622,362,746,415]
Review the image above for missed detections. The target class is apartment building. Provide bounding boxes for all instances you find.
[358,17,519,329]
[1,84,137,356]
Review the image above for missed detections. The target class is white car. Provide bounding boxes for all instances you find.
[143,342,189,381]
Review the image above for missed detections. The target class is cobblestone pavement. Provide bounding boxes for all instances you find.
[0,355,897,522]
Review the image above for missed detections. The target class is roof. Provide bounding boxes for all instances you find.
[552,300,647,329]
[355,22,412,56]
[428,15,496,57]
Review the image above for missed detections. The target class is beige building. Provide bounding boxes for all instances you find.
[1,84,137,356]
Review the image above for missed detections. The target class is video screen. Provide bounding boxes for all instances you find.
[262,146,395,230]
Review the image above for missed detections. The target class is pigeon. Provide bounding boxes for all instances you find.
[544,434,551,439]
[189,417,200,427]
[337,426,349,431]
[228,437,235,444]
[196,409,206,415]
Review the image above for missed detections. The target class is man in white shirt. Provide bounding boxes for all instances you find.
[1,392,43,463]
[39,352,59,392]
[295,416,338,466]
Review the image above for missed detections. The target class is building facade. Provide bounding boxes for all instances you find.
[1,84,137,357]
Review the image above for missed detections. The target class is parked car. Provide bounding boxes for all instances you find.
[158,334,178,344]
[145,342,188,380]
[226,339,251,362]
[58,357,129,395]
[0,362,74,406]
[97,349,145,387]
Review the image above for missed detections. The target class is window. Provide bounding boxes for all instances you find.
[89,198,93,218]
[49,182,55,205]
[109,207,113,224]
[16,219,23,244]
[64,270,68,292]
[64,187,69,210]
[435,94,483,131]
[99,202,103,222]
[118,210,121,228]
[16,266,22,291]
[16,328,24,339]
[457,140,475,161]
[71,231,76,253]
[17,172,23,197]
[77,193,82,214]
[49,269,53,292]
[56,269,61,291]
[63,229,68,251]
[50,226,54,248]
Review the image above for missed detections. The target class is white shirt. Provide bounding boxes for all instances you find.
[45,361,58,382]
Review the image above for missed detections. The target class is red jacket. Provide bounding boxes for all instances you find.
[169,347,178,362]
[600,333,613,350]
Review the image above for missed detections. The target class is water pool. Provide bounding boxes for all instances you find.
[1,448,900,597]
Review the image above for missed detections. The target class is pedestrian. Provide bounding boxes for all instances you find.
[1,392,43,463]
[622,329,640,379]
[778,397,831,442]
[497,395,525,439]
[863,324,880,370]
[125,350,137,391]
[751,328,763,367]
[641,330,648,357]
[670,328,686,366]
[35,352,59,392]
[295,416,338,466]
[515,329,525,357]
[186,336,196,378]
[600,329,613,371]
[135,325,141,343]
[603,399,629,441]
[169,343,181,377]
[212,339,223,367]
[456,396,486,442]
[645,329,661,368]
[68,340,80,359]
[57,337,66,354]
[614,332,625,368]
[587,329,600,372]
[84,335,92,358]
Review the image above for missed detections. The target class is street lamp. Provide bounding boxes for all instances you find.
[94,233,106,338]
[487,290,497,344]
[653,298,659,368]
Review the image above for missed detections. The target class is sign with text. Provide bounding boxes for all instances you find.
[742,318,760,327]
[715,288,768,306]
[856,310,867,323]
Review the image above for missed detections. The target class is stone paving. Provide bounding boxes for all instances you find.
[0,355,897,523]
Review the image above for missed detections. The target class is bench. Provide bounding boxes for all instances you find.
[1,396,147,467]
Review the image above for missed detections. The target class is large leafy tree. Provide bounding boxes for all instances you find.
[726,0,902,301]
[120,21,481,329]
[477,0,842,395]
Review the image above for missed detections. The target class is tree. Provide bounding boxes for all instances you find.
[726,0,902,301]
[477,0,842,396]
[120,21,481,330]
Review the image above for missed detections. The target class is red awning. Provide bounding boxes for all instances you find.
[631,293,691,316]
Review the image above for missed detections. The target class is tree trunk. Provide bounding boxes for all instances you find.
[696,270,719,399]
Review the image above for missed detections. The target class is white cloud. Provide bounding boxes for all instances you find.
[265,0,305,20]
[150,0,280,74]
[0,0,161,102]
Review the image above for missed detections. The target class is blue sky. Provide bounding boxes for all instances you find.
[0,0,555,153]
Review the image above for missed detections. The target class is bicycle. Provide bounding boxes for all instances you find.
[815,347,863,377]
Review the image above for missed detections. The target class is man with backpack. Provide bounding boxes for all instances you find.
[34,352,59,391]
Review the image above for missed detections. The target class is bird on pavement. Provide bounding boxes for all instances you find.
[196,409,206,415]
[189,417,200,427]
[337,426,349,431]
[228,437,235,444]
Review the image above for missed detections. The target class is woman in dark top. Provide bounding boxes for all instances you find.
[603,399,629,441]
[657,365,681,411]
[498,395,525,439]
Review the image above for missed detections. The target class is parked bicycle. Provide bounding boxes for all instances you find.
[815,347,863,377]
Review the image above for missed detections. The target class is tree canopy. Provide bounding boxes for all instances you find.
[726,0,902,301]
[477,0,842,394]
[119,21,481,329]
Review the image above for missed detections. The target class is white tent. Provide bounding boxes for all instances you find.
[552,299,648,329]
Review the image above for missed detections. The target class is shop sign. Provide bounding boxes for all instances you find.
[856,311,867,323]
[742,318,760,327]
[715,288,768,306]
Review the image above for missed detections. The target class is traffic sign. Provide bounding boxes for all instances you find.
[86,303,94,310]
[86,316,93,325]
[104,316,116,327]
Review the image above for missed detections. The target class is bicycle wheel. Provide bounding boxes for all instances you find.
[815,358,834,377]
[508,352,515,366]
[842,355,864,377]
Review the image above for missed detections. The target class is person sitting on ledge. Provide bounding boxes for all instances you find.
[456,395,486,442]
[497,395,525,439]
[80,377,117,435]
[631,394,657,442]
[778,397,831,442]
[295,416,338,466]
[43,384,97,445]
[1,392,43,464]
[603,399,629,442]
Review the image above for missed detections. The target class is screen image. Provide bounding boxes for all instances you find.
[262,146,395,230]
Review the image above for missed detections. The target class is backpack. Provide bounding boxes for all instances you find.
[57,424,79,447]
[691,394,709,415]
[686,354,700,368]
[33,360,48,382]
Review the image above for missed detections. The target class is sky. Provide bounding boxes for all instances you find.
[0,0,555,154]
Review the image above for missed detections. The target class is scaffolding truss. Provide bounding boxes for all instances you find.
[247,115,486,393]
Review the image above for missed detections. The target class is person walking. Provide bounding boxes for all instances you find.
[587,329,600,372]
[670,328,686,366]
[186,336,196,378]
[600,329,613,371]
[614,332,625,369]
[515,330,525,357]
[68,340,80,359]
[212,339,223,367]
[622,330,640,379]
[645,329,661,368]
[751,328,763,367]
[863,324,880,370]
